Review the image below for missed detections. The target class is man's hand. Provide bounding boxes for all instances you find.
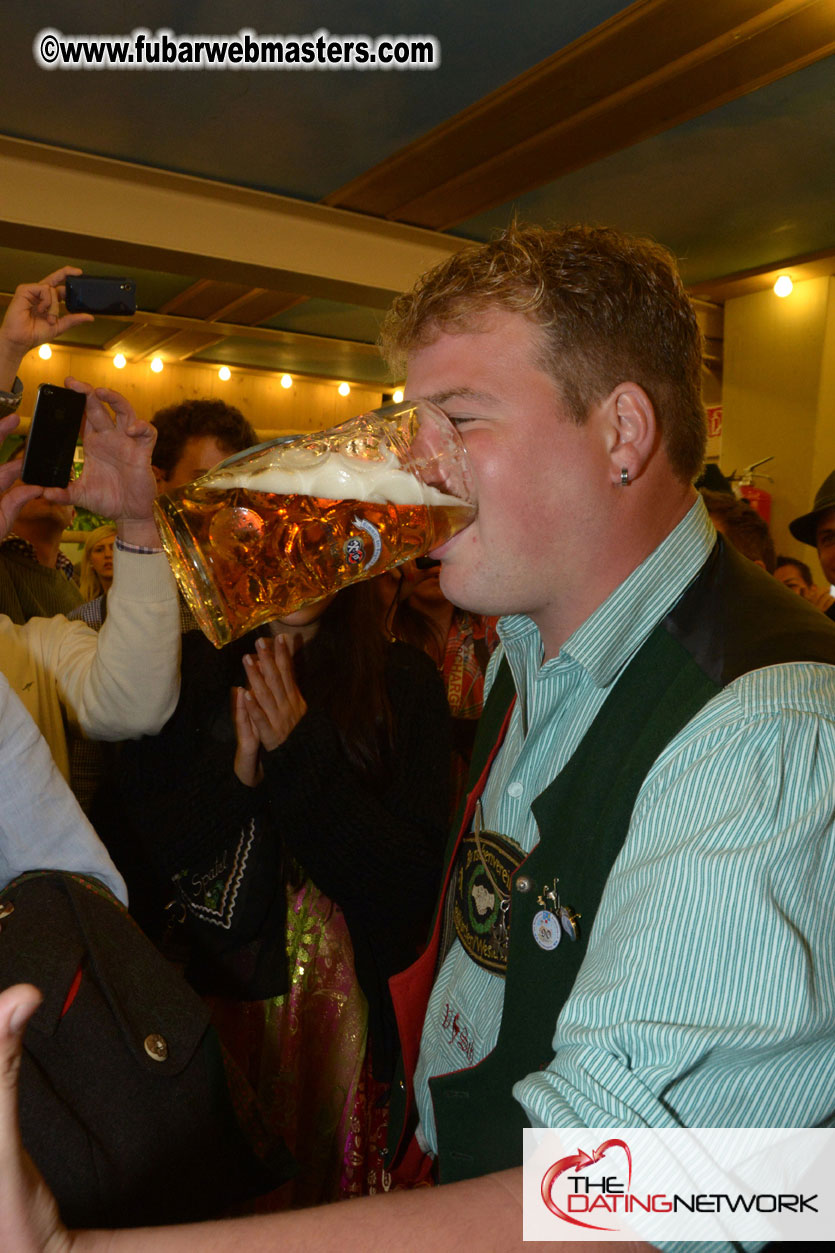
[0,983,73,1253]
[0,268,94,391]
[42,381,160,546]
[0,413,42,541]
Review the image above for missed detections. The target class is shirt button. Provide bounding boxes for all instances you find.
[507,782,523,798]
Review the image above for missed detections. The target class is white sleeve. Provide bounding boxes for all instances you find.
[0,674,127,902]
[54,546,181,740]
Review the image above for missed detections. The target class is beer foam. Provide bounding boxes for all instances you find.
[211,450,464,507]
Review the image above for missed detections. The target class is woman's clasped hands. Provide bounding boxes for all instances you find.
[233,634,308,787]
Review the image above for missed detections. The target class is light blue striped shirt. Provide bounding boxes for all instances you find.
[414,498,835,1247]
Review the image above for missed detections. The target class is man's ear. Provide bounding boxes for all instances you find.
[606,383,657,487]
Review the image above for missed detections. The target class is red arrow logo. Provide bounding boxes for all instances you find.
[541,1139,633,1231]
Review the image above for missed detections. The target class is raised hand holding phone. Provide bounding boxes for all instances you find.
[42,381,159,547]
[21,385,86,489]
[0,267,94,393]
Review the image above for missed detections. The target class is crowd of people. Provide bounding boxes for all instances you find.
[1,225,834,1252]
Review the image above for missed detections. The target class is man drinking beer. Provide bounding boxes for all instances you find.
[3,223,835,1252]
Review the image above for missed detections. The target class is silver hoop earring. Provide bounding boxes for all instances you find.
[620,467,629,487]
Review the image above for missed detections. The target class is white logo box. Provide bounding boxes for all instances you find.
[523,1126,835,1244]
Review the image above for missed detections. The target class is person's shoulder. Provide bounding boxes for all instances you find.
[727,659,835,721]
[648,661,835,781]
[0,562,24,622]
[67,595,105,628]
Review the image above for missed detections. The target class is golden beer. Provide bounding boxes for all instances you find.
[156,485,473,646]
[154,400,476,646]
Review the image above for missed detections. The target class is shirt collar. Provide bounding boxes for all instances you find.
[498,496,717,689]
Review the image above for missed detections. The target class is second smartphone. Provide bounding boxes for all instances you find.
[21,384,87,488]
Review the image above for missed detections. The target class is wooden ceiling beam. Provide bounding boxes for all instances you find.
[326,0,835,229]
[688,243,835,302]
[0,135,465,308]
[0,290,384,365]
[158,281,304,324]
[158,280,249,320]
[101,324,181,357]
[207,289,306,324]
[106,307,382,355]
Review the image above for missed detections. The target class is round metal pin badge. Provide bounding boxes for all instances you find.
[532,909,561,951]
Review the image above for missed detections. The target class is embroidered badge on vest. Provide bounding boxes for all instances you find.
[452,816,525,976]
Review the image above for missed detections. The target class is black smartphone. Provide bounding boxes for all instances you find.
[65,275,136,316]
[21,384,87,488]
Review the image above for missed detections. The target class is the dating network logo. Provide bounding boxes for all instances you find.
[541,1138,633,1231]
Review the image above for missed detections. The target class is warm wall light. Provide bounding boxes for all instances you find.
[774,275,793,298]
[113,353,127,369]
[338,382,351,397]
[150,357,164,374]
[218,366,231,381]
[280,373,293,389]
[392,388,404,404]
[38,344,52,360]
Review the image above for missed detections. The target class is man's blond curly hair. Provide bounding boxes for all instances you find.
[380,222,706,483]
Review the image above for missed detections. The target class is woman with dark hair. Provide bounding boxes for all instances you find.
[379,560,498,813]
[101,578,451,1207]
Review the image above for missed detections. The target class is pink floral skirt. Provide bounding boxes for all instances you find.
[209,880,391,1209]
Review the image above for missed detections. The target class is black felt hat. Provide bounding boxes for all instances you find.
[789,469,835,546]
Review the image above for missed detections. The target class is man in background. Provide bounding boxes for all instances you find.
[789,469,835,622]
[700,487,776,571]
[775,552,835,617]
[151,398,256,494]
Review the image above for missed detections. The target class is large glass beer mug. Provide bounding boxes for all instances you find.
[154,399,476,647]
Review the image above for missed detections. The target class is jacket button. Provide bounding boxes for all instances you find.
[515,876,533,893]
[398,1079,405,1090]
[144,1033,169,1062]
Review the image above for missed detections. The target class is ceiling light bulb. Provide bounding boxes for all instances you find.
[38,344,52,360]
[113,353,127,369]
[338,382,350,397]
[392,388,404,404]
[218,366,231,381]
[774,275,793,298]
[280,373,293,389]
[150,357,164,374]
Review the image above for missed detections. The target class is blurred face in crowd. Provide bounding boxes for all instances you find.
[154,436,232,493]
[5,433,74,531]
[12,494,74,531]
[775,562,812,599]
[89,534,115,591]
[816,507,835,586]
[396,561,449,611]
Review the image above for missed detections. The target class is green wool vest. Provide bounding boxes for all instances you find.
[401,539,835,1184]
